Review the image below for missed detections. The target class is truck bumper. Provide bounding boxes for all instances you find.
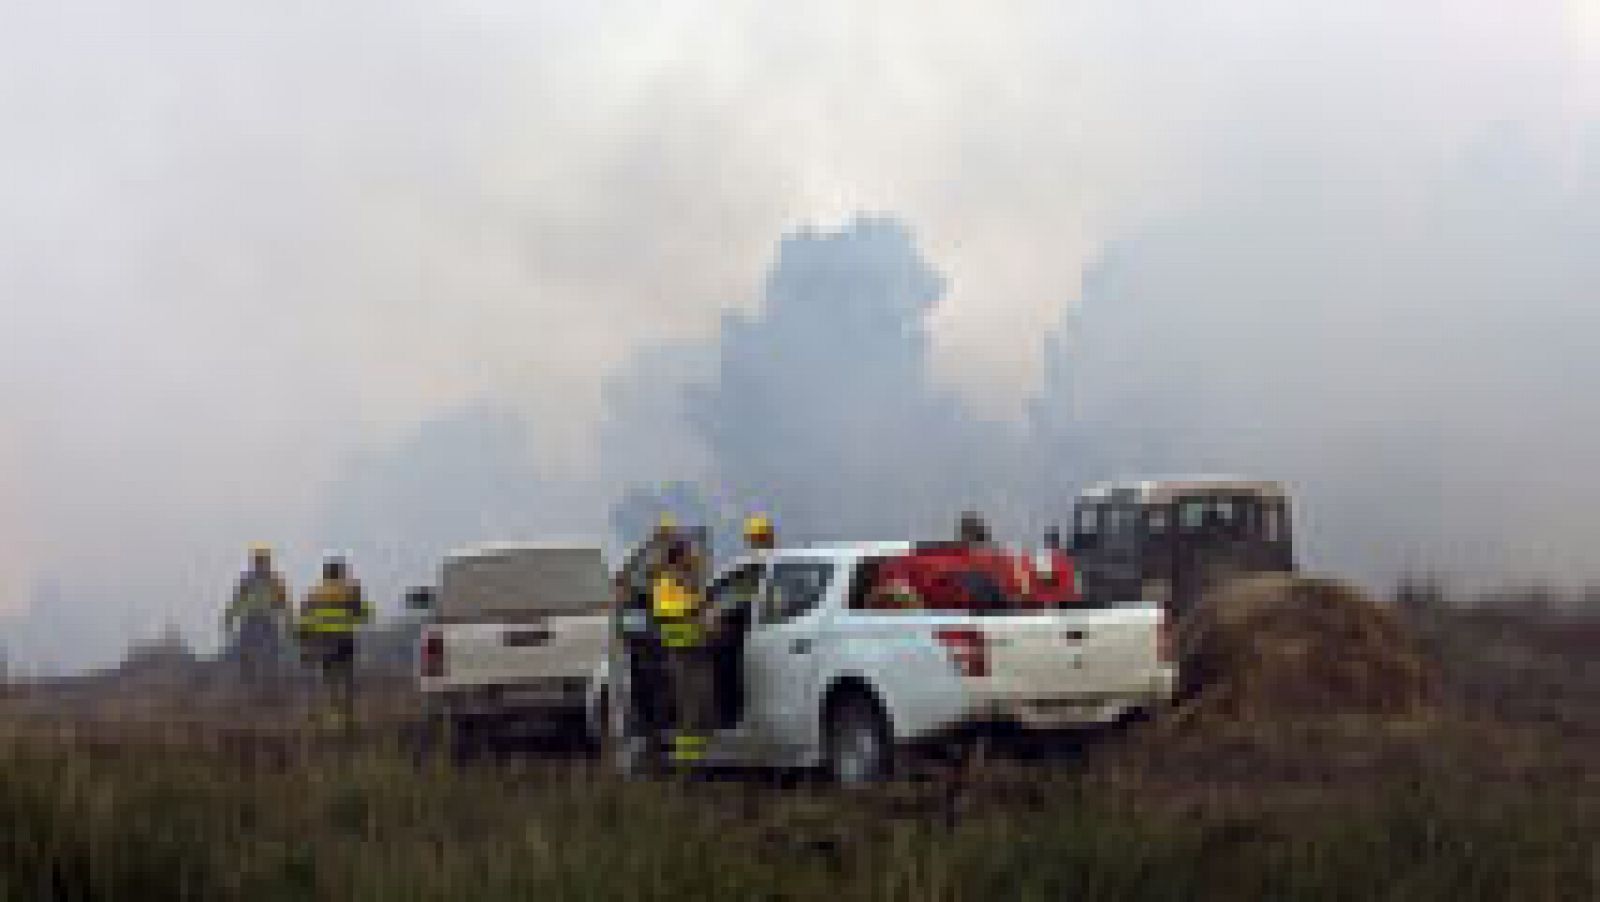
[966,697,1135,730]
[425,678,591,734]
[952,671,1177,733]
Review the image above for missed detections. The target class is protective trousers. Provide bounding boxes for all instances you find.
[304,633,356,729]
[665,646,715,764]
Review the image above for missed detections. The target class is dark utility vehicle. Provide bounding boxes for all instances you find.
[1066,477,1296,618]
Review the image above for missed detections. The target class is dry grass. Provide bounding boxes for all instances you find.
[2,595,1597,901]
[1176,574,1435,725]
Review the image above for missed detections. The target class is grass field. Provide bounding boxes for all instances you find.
[2,596,1596,901]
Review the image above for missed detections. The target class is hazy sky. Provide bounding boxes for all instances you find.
[4,2,1599,668]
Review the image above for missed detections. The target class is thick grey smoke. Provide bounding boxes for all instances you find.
[315,401,610,609]
[1040,120,1600,589]
[608,217,1042,552]
[5,2,1600,670]
[614,165,1600,595]
[689,217,1018,543]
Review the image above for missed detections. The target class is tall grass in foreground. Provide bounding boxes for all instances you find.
[1,731,1593,902]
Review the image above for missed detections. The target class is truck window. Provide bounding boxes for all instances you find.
[1072,504,1101,550]
[761,562,833,625]
[708,563,764,611]
[1262,503,1282,542]
[1179,499,1210,532]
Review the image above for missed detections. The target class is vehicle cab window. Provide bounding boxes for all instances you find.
[760,561,833,625]
[1261,503,1283,542]
[1072,505,1101,550]
[708,563,765,612]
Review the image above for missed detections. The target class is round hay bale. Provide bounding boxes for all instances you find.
[1174,574,1435,727]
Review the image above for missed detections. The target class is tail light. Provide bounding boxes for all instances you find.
[420,628,445,678]
[1156,610,1175,665]
[934,627,989,678]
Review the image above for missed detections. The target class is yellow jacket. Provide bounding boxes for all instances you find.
[226,570,289,629]
[298,578,370,636]
[651,574,699,619]
[651,574,704,647]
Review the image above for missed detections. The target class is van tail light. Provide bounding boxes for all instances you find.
[420,628,445,679]
[1156,609,1175,665]
[934,627,989,678]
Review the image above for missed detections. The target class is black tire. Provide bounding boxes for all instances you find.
[590,686,612,760]
[440,703,488,765]
[823,691,894,785]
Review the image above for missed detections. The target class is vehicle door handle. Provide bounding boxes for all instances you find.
[504,629,551,647]
[1062,630,1086,643]
[789,638,812,655]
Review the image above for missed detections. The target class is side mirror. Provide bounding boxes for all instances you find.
[404,587,436,612]
[1070,532,1096,553]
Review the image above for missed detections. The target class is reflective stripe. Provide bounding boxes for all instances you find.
[299,581,367,635]
[301,606,360,625]
[659,620,703,648]
[670,732,707,762]
[300,619,357,634]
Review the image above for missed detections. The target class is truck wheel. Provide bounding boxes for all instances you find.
[824,692,893,785]
[412,700,451,764]
[589,686,612,760]
[442,705,488,765]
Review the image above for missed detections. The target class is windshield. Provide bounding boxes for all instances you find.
[1169,494,1284,542]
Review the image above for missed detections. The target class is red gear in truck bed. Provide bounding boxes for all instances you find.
[865,544,1079,611]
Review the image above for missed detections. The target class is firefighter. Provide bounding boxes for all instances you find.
[616,514,679,763]
[705,513,775,730]
[297,555,370,728]
[224,544,291,691]
[743,513,775,552]
[957,510,993,546]
[653,535,712,767]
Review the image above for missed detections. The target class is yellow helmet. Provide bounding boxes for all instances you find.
[656,512,678,532]
[743,513,774,543]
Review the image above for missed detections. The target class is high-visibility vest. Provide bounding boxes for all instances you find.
[652,575,703,648]
[299,579,369,635]
[227,572,289,627]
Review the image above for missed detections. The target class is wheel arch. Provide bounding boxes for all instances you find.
[820,673,894,744]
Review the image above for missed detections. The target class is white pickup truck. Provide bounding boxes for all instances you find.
[590,542,1176,782]
[418,543,612,753]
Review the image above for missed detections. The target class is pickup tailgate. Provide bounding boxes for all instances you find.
[421,544,612,699]
[436,614,609,692]
[962,606,1169,710]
